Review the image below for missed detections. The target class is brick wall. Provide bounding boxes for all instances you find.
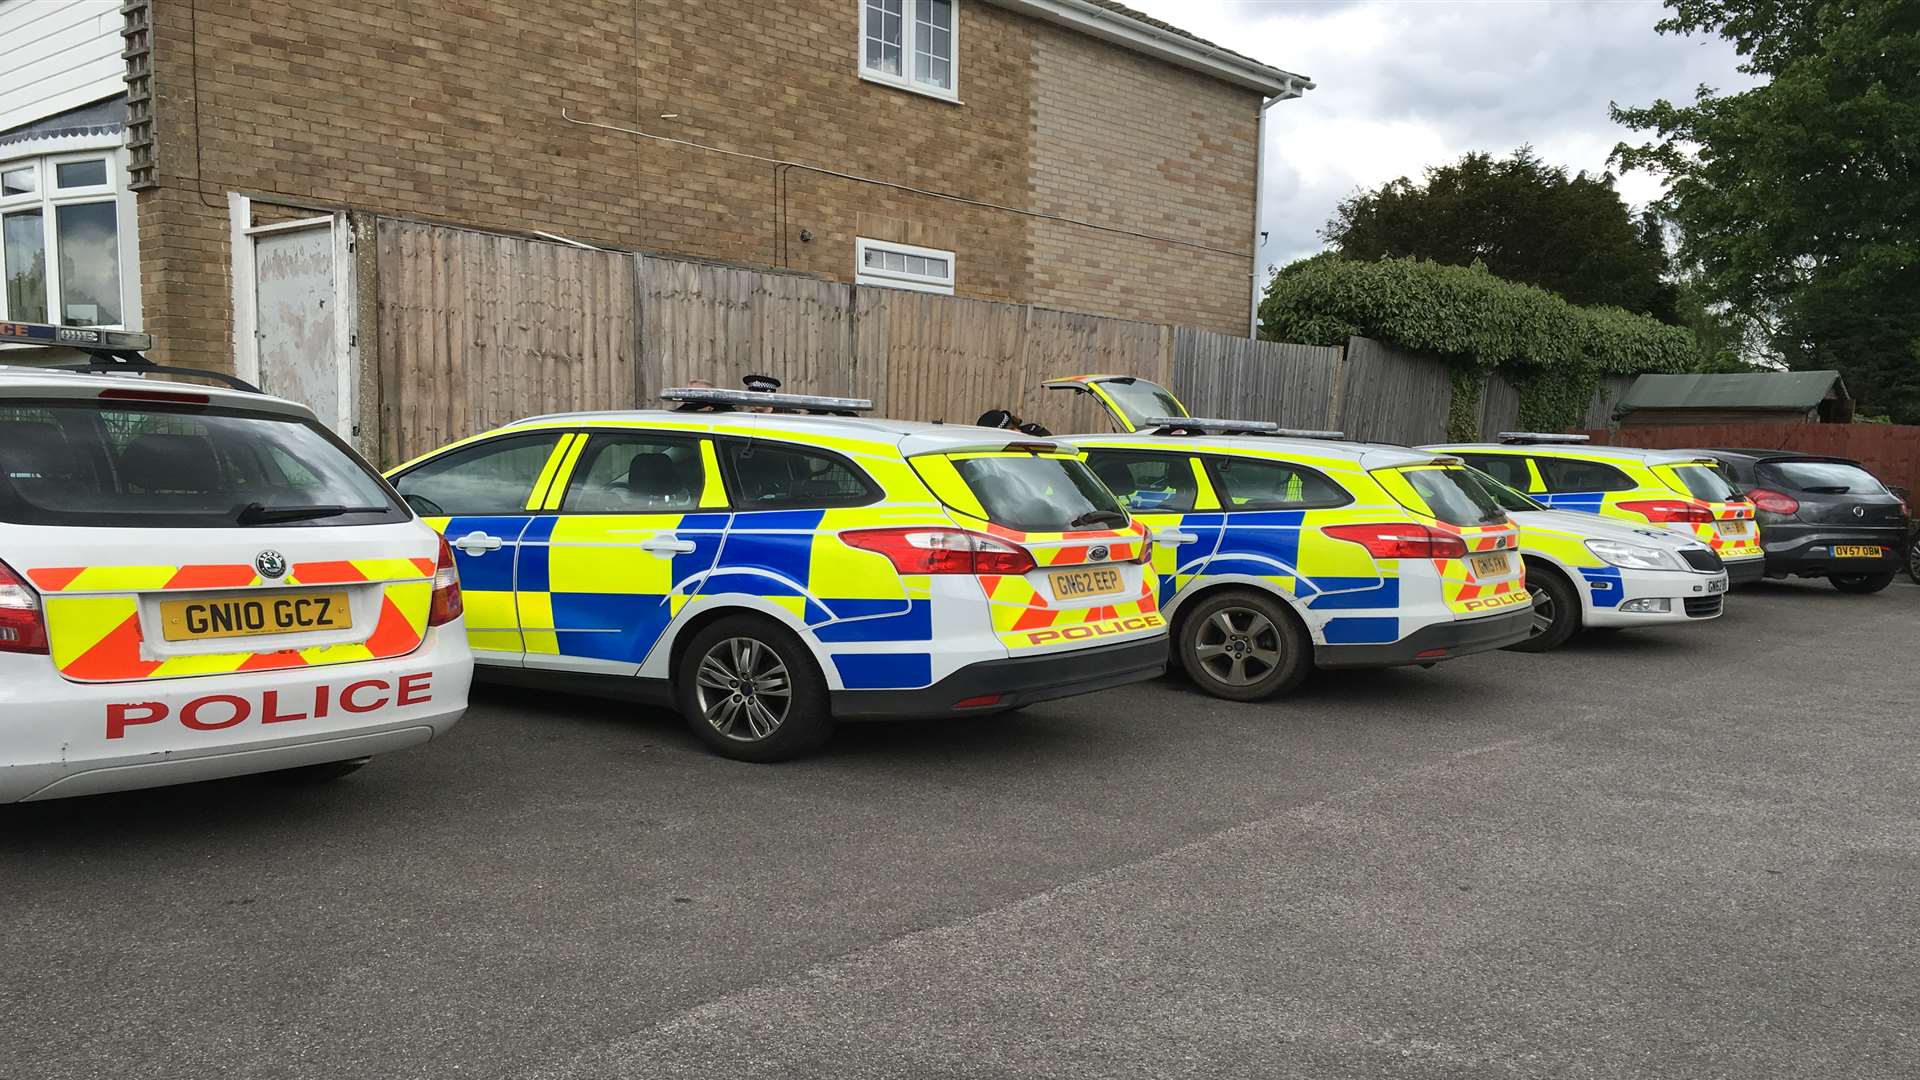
[137,0,1263,369]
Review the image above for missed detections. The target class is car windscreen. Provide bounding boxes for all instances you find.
[1760,459,1888,495]
[1096,379,1187,430]
[1387,465,1508,527]
[0,400,405,528]
[948,453,1129,532]
[1665,463,1740,502]
[1463,467,1545,513]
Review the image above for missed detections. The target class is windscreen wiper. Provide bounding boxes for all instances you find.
[236,503,387,525]
[1071,509,1128,529]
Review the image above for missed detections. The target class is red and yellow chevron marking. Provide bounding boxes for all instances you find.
[978,571,1160,649]
[30,558,437,683]
[1429,520,1527,615]
[976,520,1149,569]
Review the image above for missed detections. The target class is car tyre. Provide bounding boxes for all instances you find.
[267,757,372,785]
[676,614,833,762]
[1176,589,1311,702]
[1906,538,1920,585]
[1831,571,1896,595]
[1508,564,1581,653]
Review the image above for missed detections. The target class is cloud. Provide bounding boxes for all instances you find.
[1121,0,1758,270]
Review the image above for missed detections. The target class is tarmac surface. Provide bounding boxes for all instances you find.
[5,578,1916,1079]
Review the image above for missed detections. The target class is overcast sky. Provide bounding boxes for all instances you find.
[1123,0,1758,273]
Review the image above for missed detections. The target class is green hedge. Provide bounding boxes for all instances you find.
[1258,256,1696,438]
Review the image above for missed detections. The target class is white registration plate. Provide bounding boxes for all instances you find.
[1468,552,1511,577]
[1705,577,1728,594]
[1715,520,1748,537]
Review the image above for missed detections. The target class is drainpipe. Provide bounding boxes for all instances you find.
[1249,94,1286,338]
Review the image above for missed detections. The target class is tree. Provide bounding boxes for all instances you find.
[1611,0,1920,421]
[1321,146,1680,323]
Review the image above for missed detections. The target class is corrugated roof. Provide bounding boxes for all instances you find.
[1620,371,1848,412]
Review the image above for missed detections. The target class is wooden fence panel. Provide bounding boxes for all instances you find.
[636,256,860,406]
[1170,330,1343,430]
[1578,422,1920,498]
[1338,337,1454,445]
[1478,372,1522,439]
[375,219,635,464]
[1582,375,1635,430]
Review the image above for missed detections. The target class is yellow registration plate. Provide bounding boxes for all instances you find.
[1048,566,1124,600]
[1469,552,1510,577]
[1834,545,1884,559]
[160,591,352,643]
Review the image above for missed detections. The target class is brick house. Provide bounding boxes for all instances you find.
[1,0,1309,429]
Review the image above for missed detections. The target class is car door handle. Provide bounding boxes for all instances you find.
[1154,528,1199,545]
[452,531,504,555]
[641,537,698,555]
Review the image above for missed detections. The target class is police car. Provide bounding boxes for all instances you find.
[385,387,1168,762]
[1423,434,1767,585]
[1044,376,1532,702]
[1458,465,1731,651]
[0,322,471,802]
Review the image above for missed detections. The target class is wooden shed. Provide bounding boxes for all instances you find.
[1616,371,1852,427]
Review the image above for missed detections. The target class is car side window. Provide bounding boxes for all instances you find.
[1083,449,1199,513]
[1536,456,1637,494]
[561,433,709,513]
[722,440,880,510]
[393,433,564,516]
[1204,455,1350,511]
[1458,453,1533,491]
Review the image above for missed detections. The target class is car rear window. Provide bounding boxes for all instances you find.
[1665,463,1739,502]
[1760,460,1887,495]
[1463,467,1545,513]
[0,401,404,528]
[950,454,1128,532]
[1095,379,1188,431]
[1387,466,1507,527]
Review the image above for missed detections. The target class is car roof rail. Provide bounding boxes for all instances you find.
[660,386,873,414]
[1140,415,1347,440]
[1,320,262,392]
[1497,431,1591,445]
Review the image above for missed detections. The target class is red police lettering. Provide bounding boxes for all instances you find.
[340,680,389,714]
[181,694,250,730]
[396,672,433,707]
[261,690,308,725]
[107,702,168,740]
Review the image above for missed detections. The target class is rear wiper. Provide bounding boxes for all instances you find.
[1070,509,1128,529]
[236,503,386,525]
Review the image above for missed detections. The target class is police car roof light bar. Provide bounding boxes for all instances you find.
[1141,415,1280,435]
[0,320,261,393]
[661,387,874,413]
[1497,432,1592,445]
[1272,427,1349,440]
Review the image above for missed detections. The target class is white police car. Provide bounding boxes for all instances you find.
[0,323,471,801]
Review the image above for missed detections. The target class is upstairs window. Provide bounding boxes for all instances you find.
[863,0,957,100]
[0,152,126,327]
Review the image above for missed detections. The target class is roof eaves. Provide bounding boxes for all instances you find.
[987,0,1314,97]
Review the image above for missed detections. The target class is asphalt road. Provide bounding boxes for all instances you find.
[4,578,1917,1079]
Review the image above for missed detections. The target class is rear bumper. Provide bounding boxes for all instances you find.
[830,636,1168,720]
[1315,607,1532,669]
[1725,556,1768,584]
[1761,529,1906,578]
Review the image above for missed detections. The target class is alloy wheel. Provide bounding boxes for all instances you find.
[693,637,792,742]
[1528,585,1556,637]
[1192,607,1284,686]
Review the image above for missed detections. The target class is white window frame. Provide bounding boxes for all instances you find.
[858,0,962,104]
[855,237,956,295]
[0,137,139,331]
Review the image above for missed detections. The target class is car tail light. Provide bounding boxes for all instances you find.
[1133,534,1154,564]
[842,528,1037,575]
[1617,499,1715,524]
[427,535,464,626]
[0,558,49,654]
[1322,523,1469,560]
[1743,487,1800,516]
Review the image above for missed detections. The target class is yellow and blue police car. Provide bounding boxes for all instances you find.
[1422,434,1767,585]
[1457,466,1731,651]
[0,322,471,801]
[385,387,1168,761]
[1044,376,1532,702]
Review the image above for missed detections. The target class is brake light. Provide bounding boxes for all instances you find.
[842,528,1037,575]
[0,558,49,654]
[1322,523,1469,560]
[1617,500,1715,524]
[1133,534,1154,564]
[1744,487,1800,516]
[427,535,464,626]
[98,387,211,405]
